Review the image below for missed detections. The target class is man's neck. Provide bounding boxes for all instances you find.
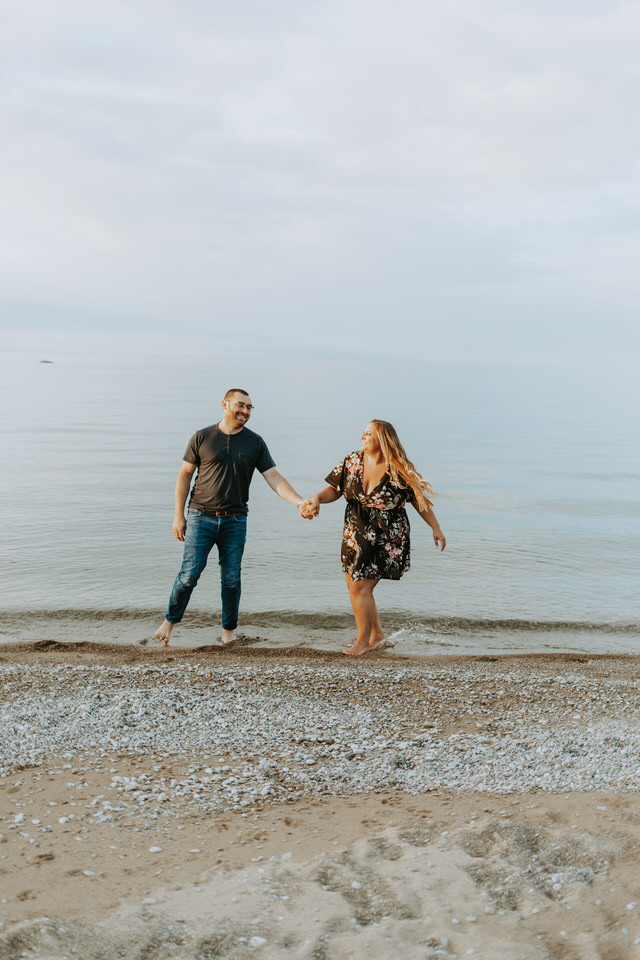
[218,418,244,436]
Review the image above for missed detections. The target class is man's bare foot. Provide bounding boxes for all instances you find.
[221,629,236,646]
[344,640,371,656]
[154,620,174,646]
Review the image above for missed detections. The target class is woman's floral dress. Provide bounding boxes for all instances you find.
[325,450,416,581]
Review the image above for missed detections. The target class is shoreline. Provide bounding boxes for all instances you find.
[2,637,640,668]
[3,647,640,957]
[2,609,639,659]
[0,609,640,658]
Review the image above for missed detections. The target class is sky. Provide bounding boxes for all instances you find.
[2,0,640,364]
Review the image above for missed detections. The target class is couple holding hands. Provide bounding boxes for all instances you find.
[154,389,445,656]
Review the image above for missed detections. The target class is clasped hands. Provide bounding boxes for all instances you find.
[297,498,319,519]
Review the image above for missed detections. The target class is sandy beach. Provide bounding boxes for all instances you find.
[3,642,640,959]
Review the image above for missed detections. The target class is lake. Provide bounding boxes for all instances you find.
[1,349,638,655]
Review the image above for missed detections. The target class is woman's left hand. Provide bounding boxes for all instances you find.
[432,527,446,551]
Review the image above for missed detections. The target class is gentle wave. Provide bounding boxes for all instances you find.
[1,609,639,636]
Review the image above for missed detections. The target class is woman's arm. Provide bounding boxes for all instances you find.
[411,501,446,551]
[314,485,342,504]
[303,485,342,516]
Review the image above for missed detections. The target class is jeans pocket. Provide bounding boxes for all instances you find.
[187,508,203,517]
[233,514,247,523]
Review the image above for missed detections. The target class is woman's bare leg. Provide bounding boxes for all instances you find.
[344,575,382,655]
[368,602,386,649]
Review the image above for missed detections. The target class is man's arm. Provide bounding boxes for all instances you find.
[262,467,309,512]
[172,461,197,541]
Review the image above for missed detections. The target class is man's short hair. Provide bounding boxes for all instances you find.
[224,388,250,402]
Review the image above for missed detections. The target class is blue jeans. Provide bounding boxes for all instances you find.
[165,509,247,631]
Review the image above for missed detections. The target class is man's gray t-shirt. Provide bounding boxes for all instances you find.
[183,424,275,514]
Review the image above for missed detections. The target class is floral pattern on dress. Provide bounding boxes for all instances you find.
[325,450,416,581]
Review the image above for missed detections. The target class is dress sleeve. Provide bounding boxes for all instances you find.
[405,484,417,504]
[389,476,417,505]
[325,457,347,493]
[402,483,433,508]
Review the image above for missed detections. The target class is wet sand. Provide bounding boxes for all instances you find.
[2,609,638,657]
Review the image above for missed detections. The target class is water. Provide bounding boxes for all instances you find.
[1,349,638,655]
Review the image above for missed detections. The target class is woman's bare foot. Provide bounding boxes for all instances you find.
[343,640,371,656]
[154,620,174,646]
[221,629,236,646]
[367,637,387,650]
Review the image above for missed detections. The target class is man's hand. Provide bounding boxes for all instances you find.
[298,499,318,519]
[172,516,187,541]
[172,462,196,541]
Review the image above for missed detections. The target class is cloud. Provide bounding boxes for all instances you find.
[2,0,639,362]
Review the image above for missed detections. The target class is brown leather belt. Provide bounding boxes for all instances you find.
[205,509,244,518]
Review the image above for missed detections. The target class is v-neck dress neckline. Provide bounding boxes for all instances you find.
[360,451,388,496]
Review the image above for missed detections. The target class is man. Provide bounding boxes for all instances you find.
[154,388,313,646]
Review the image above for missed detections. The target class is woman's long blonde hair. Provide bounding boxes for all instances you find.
[371,419,435,513]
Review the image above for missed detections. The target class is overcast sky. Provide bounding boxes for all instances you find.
[2,0,639,363]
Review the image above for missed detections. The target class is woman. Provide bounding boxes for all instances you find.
[306,420,445,656]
